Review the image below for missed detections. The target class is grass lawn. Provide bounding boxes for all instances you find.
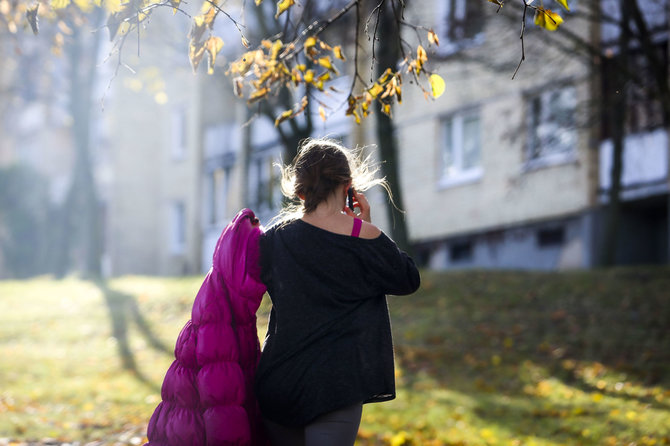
[0,267,669,445]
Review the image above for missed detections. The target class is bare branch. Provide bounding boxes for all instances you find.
[366,0,385,82]
[512,1,528,79]
[280,0,358,60]
[204,0,247,37]
[348,0,361,96]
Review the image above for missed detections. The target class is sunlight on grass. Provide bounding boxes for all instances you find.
[1,268,669,444]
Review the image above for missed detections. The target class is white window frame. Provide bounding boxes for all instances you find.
[438,110,483,189]
[524,84,578,171]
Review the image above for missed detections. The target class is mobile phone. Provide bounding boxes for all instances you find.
[347,187,355,211]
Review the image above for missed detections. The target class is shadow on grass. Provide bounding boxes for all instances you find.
[385,268,670,443]
[97,280,171,391]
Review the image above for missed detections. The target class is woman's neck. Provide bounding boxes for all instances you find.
[302,191,347,221]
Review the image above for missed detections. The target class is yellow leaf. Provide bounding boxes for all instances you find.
[50,0,70,10]
[241,35,250,48]
[304,69,315,83]
[275,0,294,18]
[429,73,445,98]
[230,51,256,75]
[480,428,495,439]
[534,8,564,31]
[368,83,383,98]
[189,42,206,72]
[378,67,393,83]
[202,6,216,27]
[318,56,335,72]
[205,36,224,74]
[427,29,439,46]
[255,0,262,4]
[170,0,180,14]
[333,45,345,60]
[270,39,282,60]
[554,0,569,11]
[305,36,317,49]
[318,106,326,121]
[274,109,293,126]
[390,431,410,446]
[417,44,427,62]
[248,87,269,103]
[415,45,428,74]
[201,0,216,13]
[291,68,302,84]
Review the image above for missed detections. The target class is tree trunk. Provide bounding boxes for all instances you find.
[373,2,410,253]
[601,0,631,266]
[59,11,104,277]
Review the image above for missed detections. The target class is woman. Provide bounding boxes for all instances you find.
[256,138,421,446]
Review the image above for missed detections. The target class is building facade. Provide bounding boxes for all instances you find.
[396,0,669,269]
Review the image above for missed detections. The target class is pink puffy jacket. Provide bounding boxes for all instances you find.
[145,209,270,446]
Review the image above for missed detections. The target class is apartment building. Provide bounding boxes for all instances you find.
[84,0,670,276]
[395,0,669,269]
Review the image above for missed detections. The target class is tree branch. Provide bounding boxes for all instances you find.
[280,0,358,60]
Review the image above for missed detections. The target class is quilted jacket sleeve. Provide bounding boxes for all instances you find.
[145,209,268,446]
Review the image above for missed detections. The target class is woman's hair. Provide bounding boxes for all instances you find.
[273,137,390,224]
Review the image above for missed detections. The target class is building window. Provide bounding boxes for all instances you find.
[170,201,186,254]
[439,110,483,187]
[536,227,565,248]
[171,108,187,160]
[450,240,473,262]
[438,0,485,50]
[249,152,281,215]
[526,85,577,167]
[206,167,232,225]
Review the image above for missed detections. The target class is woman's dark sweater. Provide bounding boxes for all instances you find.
[255,219,420,427]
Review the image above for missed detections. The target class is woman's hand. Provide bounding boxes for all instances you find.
[343,189,372,223]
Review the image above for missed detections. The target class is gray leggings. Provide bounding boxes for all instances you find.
[263,403,363,446]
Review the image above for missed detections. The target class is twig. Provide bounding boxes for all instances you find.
[348,0,361,95]
[279,0,358,60]
[512,2,527,79]
[136,11,140,57]
[366,0,385,83]
[101,32,131,111]
[204,0,246,35]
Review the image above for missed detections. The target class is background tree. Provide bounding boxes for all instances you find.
[1,3,108,277]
